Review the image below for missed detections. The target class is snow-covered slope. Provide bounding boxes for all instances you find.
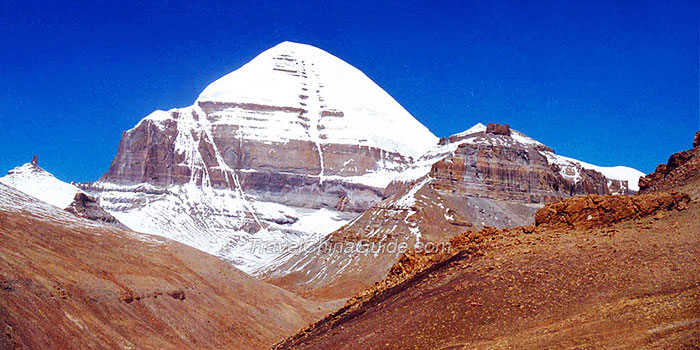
[543,152,644,192]
[0,163,82,209]
[196,41,437,158]
[134,41,437,163]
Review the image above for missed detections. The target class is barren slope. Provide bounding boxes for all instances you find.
[0,184,325,350]
[275,192,699,349]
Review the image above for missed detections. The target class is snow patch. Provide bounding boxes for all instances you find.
[0,163,81,209]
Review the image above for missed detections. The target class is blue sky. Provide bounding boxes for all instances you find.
[0,0,698,181]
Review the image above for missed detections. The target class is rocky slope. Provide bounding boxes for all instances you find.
[639,130,700,199]
[274,190,699,349]
[261,123,644,301]
[79,41,438,272]
[64,192,127,228]
[0,183,326,350]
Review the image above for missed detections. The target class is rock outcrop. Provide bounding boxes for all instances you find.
[534,192,690,229]
[639,131,700,198]
[64,192,127,228]
[485,122,511,135]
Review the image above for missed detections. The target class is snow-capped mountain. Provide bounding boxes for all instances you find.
[81,41,439,272]
[0,160,128,228]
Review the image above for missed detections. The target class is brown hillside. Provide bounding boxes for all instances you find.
[275,191,699,349]
[0,184,326,350]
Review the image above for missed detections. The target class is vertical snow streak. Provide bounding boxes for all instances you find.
[296,50,326,184]
[174,105,267,231]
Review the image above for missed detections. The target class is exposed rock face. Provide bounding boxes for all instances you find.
[428,140,608,204]
[535,192,690,229]
[485,122,511,135]
[75,43,643,286]
[64,193,127,228]
[261,123,643,301]
[83,41,438,272]
[694,131,700,148]
[639,131,700,198]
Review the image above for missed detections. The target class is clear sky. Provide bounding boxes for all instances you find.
[1,0,698,182]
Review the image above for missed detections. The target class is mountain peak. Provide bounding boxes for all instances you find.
[189,41,438,157]
[453,123,487,137]
[269,41,327,53]
[0,163,82,209]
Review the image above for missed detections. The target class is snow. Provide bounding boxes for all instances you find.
[0,163,81,209]
[77,41,443,274]
[195,41,438,159]
[394,177,431,209]
[0,40,648,281]
[511,129,546,147]
[92,181,351,274]
[543,152,645,191]
[453,122,486,137]
[0,183,165,246]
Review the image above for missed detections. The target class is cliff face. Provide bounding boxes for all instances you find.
[428,136,609,204]
[78,43,643,281]
[100,107,402,212]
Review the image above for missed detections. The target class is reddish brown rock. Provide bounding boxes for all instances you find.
[486,122,511,135]
[429,142,609,204]
[100,111,411,212]
[263,125,617,302]
[534,192,690,229]
[274,201,700,350]
[638,131,700,198]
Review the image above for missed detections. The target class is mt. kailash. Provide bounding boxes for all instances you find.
[1,42,644,278]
